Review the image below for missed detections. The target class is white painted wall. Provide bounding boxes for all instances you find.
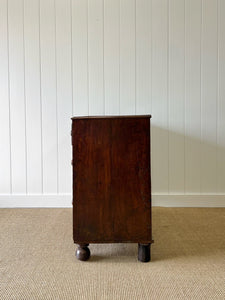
[0,0,225,207]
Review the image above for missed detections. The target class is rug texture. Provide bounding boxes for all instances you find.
[0,208,224,299]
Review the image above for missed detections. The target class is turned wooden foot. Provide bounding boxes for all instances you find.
[75,244,90,261]
[138,243,151,262]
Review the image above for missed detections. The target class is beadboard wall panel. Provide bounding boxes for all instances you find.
[120,0,136,115]
[184,0,201,194]
[168,0,185,194]
[151,0,169,194]
[40,0,58,193]
[88,0,104,115]
[201,0,218,193]
[136,0,151,115]
[71,0,89,116]
[8,0,27,193]
[217,0,225,194]
[104,0,120,115]
[55,0,72,193]
[0,0,225,207]
[0,0,11,193]
[24,0,42,194]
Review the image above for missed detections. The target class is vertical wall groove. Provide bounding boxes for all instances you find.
[22,0,28,194]
[70,0,74,116]
[38,0,44,194]
[134,0,136,114]
[6,0,12,194]
[184,0,186,194]
[54,0,59,194]
[184,0,187,195]
[217,0,225,194]
[87,0,89,116]
[119,0,120,115]
[150,0,152,114]
[103,0,105,115]
[216,0,219,193]
[167,0,170,194]
[200,0,203,194]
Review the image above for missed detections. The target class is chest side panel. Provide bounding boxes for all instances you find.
[110,118,151,242]
[72,117,151,243]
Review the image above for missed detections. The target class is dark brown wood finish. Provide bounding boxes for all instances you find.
[75,244,90,261]
[138,243,151,262]
[71,116,153,262]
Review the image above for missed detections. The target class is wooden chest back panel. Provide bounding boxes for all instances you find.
[72,117,151,243]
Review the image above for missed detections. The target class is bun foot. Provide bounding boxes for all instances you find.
[138,243,151,262]
[76,244,90,261]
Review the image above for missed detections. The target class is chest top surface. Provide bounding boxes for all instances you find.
[71,115,151,120]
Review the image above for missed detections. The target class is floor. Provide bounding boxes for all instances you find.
[0,208,225,299]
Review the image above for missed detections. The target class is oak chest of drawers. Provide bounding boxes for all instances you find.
[71,115,153,262]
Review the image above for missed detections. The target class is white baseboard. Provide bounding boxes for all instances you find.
[0,194,72,208]
[0,194,225,208]
[152,194,225,207]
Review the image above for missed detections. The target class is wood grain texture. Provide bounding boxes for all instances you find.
[72,116,152,243]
